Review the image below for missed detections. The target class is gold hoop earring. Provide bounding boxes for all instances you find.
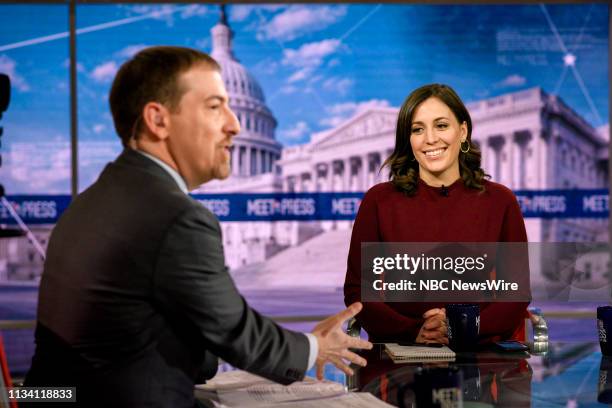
[460,140,470,154]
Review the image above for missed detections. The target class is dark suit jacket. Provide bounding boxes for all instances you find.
[25,149,309,407]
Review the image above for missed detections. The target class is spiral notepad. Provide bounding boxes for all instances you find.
[385,343,456,363]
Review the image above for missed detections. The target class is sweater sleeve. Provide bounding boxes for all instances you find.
[344,187,421,341]
[479,192,530,343]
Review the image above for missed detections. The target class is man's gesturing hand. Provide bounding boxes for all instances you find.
[312,302,373,380]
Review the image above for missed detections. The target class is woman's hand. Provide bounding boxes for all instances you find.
[415,308,448,344]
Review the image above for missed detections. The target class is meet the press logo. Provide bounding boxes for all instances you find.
[431,387,462,408]
[599,319,607,343]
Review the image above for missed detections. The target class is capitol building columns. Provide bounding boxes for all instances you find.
[480,130,536,189]
[231,146,239,176]
[379,150,392,184]
[342,158,351,191]
[245,146,252,176]
[359,154,369,191]
[487,135,505,183]
[363,154,372,188]
[348,156,361,191]
[299,172,311,192]
[312,163,325,192]
[278,109,398,199]
[328,161,336,191]
[230,144,279,177]
[366,152,384,188]
[283,151,394,194]
[331,160,344,191]
[285,172,312,193]
[513,130,532,189]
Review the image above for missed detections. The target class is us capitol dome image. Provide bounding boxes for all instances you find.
[198,6,281,190]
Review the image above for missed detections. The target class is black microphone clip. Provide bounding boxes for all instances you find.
[440,185,449,197]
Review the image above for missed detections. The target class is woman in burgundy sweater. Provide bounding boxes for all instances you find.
[344,84,529,345]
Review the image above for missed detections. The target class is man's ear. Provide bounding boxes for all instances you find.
[141,102,170,141]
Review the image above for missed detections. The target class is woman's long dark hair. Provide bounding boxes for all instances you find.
[382,84,488,196]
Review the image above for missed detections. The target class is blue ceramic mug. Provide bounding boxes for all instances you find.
[446,303,480,352]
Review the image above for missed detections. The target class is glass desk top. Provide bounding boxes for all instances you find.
[351,342,612,407]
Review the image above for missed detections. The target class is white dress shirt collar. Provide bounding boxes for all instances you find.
[135,149,189,194]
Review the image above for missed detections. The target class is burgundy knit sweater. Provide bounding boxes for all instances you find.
[344,178,530,344]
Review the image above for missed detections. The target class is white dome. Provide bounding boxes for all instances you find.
[206,7,281,178]
[210,16,270,111]
[217,57,265,103]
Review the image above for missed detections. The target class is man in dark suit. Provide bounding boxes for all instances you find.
[25,46,371,407]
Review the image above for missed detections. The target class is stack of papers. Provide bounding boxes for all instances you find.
[216,379,344,407]
[196,370,274,391]
[195,370,394,408]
